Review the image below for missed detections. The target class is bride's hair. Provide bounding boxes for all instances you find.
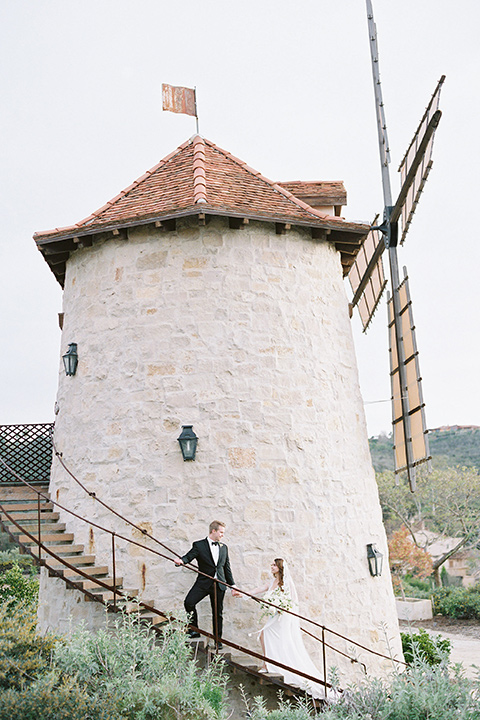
[274,558,285,591]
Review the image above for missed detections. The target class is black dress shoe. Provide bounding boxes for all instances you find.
[187,631,201,639]
[216,643,223,650]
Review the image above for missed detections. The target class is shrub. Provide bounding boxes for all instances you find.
[0,562,38,607]
[53,611,228,719]
[433,584,480,619]
[0,601,56,689]
[0,672,120,720]
[0,548,36,574]
[401,628,451,665]
[398,574,435,599]
[322,661,478,720]
[246,660,479,720]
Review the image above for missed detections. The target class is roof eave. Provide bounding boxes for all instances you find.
[35,207,369,287]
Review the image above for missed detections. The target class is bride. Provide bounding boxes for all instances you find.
[250,558,326,699]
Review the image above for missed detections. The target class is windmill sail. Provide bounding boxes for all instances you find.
[387,271,431,490]
[396,76,445,243]
[348,226,387,331]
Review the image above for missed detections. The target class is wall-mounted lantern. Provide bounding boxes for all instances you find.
[62,343,78,376]
[177,425,198,461]
[367,543,383,577]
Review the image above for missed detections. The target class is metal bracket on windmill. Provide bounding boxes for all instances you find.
[349,0,445,492]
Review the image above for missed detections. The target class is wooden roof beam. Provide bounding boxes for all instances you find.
[335,243,361,255]
[47,252,70,266]
[228,217,250,229]
[311,227,331,241]
[275,222,291,235]
[154,219,176,232]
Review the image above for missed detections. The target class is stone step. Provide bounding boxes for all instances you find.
[62,565,108,582]
[72,577,123,591]
[31,544,85,557]
[0,488,49,502]
[138,612,168,626]
[86,589,139,603]
[9,522,66,535]
[19,533,75,545]
[0,502,53,512]
[63,565,109,579]
[259,673,285,683]
[47,554,96,568]
[1,511,60,522]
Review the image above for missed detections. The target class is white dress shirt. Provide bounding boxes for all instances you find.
[207,537,220,566]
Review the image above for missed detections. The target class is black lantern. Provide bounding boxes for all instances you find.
[177,425,198,461]
[62,343,78,376]
[367,543,383,577]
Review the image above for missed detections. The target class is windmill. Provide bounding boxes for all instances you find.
[348,0,445,492]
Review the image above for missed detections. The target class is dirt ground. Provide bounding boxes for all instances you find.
[399,616,480,679]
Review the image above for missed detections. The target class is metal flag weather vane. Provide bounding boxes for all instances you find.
[162,83,199,134]
[348,0,445,492]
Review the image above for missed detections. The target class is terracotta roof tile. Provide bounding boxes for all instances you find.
[34,136,370,286]
[278,181,347,207]
[35,136,367,242]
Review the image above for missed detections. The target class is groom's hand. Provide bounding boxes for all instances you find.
[231,588,242,597]
[174,557,184,566]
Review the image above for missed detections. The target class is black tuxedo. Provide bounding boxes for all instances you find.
[181,538,235,639]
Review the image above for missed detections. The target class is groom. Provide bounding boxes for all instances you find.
[175,520,240,643]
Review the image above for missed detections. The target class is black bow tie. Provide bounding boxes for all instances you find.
[212,541,219,546]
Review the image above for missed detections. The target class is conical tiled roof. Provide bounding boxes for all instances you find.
[35,135,369,286]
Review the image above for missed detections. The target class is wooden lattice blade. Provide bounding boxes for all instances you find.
[394,76,445,244]
[387,273,431,488]
[348,226,387,332]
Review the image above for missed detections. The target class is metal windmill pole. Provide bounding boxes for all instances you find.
[366,0,417,490]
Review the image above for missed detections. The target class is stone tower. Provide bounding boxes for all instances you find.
[34,135,402,681]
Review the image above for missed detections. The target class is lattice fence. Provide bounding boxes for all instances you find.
[0,424,53,484]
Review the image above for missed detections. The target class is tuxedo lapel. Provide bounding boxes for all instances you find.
[203,538,215,564]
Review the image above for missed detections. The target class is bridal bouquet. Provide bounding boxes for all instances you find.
[260,587,293,620]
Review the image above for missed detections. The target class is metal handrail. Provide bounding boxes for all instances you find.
[48,447,406,666]
[0,497,331,696]
[0,454,406,679]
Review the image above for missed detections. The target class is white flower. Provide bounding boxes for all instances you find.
[260,587,293,620]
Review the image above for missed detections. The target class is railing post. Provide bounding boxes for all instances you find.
[322,626,327,699]
[214,578,219,652]
[111,532,117,611]
[37,494,42,565]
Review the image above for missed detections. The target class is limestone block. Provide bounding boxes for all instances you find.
[135,250,168,270]
[228,448,256,468]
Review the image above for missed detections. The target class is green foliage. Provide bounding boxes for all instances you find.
[368,432,395,473]
[0,547,37,574]
[432,584,480,619]
[244,659,480,720]
[0,529,13,553]
[369,427,480,473]
[0,601,227,719]
[0,602,56,689]
[53,611,228,720]
[398,574,435,599]
[376,466,480,568]
[0,672,120,720]
[243,692,316,720]
[0,562,38,607]
[401,628,451,666]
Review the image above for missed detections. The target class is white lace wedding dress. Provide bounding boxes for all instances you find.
[260,566,326,699]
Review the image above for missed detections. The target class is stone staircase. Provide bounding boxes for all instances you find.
[0,484,329,705]
[0,485,165,626]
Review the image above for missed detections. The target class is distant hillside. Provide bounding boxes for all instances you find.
[369,425,480,473]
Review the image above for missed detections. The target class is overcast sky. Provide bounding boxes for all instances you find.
[1,0,479,436]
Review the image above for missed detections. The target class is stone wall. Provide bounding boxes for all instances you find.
[41,216,402,683]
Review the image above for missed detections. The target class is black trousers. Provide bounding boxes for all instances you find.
[184,581,225,639]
